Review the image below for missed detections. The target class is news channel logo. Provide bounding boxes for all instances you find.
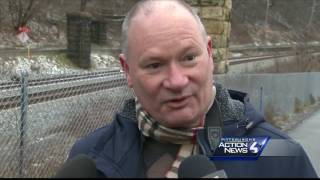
[209,136,270,161]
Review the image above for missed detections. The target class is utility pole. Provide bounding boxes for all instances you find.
[264,0,271,42]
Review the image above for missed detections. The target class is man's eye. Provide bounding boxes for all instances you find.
[146,63,161,69]
[184,55,196,61]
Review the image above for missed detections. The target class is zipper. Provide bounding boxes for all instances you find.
[223,119,239,126]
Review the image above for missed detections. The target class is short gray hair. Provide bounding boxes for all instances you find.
[120,0,208,59]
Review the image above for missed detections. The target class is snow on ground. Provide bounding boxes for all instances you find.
[0,53,120,81]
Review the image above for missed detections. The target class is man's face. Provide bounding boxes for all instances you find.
[120,7,214,128]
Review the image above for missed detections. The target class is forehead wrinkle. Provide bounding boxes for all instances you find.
[129,24,204,64]
[142,27,203,49]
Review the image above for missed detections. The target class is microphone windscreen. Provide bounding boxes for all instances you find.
[54,154,97,178]
[178,155,217,178]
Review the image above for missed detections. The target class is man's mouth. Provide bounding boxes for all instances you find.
[165,96,191,109]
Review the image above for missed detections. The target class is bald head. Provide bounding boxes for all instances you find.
[120,0,208,59]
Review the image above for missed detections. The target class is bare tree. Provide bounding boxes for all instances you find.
[263,0,272,42]
[80,0,88,12]
[264,0,271,27]
[0,4,2,26]
[0,0,4,28]
[307,0,319,28]
[7,0,43,31]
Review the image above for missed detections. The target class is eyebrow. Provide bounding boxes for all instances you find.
[139,42,203,63]
[139,49,168,64]
[138,55,166,68]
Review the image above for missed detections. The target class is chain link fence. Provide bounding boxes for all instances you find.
[0,69,133,178]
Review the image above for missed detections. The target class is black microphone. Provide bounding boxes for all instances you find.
[178,155,227,178]
[54,154,97,178]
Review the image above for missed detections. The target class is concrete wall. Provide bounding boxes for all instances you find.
[215,72,320,119]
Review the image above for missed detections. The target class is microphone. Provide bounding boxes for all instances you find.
[54,154,97,178]
[178,155,227,178]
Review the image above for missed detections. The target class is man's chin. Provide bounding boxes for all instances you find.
[159,116,199,128]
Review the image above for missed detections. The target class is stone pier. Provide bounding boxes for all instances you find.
[66,12,92,69]
[186,0,232,74]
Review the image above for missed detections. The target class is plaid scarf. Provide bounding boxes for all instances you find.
[136,86,216,178]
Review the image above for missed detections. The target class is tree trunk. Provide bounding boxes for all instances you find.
[80,0,87,12]
[307,0,316,28]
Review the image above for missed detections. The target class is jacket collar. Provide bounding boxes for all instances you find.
[198,86,266,155]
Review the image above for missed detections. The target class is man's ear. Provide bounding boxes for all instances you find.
[207,36,213,60]
[119,54,133,88]
[206,36,214,73]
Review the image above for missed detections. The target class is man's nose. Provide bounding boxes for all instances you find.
[163,64,189,90]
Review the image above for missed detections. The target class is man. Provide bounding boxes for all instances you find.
[67,0,317,178]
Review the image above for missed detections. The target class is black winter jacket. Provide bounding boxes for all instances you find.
[68,88,317,178]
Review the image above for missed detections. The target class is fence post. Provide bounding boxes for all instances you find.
[259,86,264,115]
[19,70,28,178]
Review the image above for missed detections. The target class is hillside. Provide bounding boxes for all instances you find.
[230,0,320,46]
[1,0,320,49]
